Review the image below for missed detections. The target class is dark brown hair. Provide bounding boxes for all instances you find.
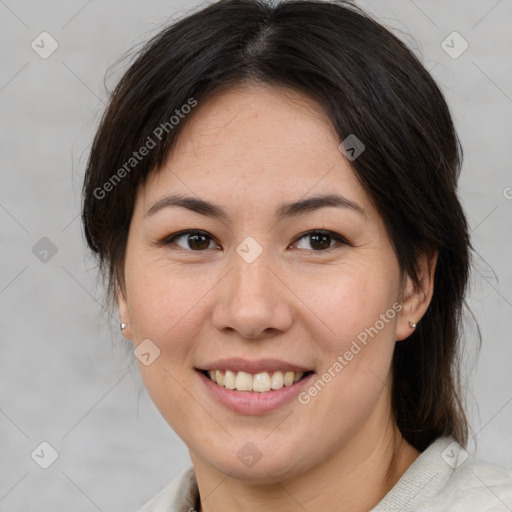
[82,0,474,452]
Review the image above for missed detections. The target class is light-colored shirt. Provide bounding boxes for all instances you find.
[135,436,512,511]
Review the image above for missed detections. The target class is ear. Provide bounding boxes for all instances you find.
[116,279,133,341]
[395,248,438,341]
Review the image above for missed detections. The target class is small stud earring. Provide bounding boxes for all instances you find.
[120,322,127,331]
[409,321,417,329]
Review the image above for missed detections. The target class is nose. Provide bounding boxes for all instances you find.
[211,249,294,340]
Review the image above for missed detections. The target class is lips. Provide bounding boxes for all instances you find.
[197,357,313,374]
[196,366,316,415]
[196,358,315,394]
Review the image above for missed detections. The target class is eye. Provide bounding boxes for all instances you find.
[291,230,349,251]
[160,229,349,252]
[162,230,219,251]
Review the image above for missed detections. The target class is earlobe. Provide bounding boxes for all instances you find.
[116,281,133,340]
[396,249,438,341]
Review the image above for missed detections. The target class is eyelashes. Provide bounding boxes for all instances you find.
[293,230,349,251]
[159,229,350,253]
[161,230,218,251]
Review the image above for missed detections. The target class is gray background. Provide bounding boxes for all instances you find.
[0,0,511,510]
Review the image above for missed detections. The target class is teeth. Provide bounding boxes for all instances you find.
[235,371,253,391]
[283,371,294,386]
[206,369,307,392]
[224,370,236,390]
[253,372,271,392]
[270,371,283,389]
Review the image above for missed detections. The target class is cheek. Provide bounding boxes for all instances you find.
[125,263,210,429]
[126,257,181,332]
[125,259,218,358]
[296,262,400,419]
[292,269,399,438]
[299,263,399,351]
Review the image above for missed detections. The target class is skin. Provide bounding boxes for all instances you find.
[118,83,437,512]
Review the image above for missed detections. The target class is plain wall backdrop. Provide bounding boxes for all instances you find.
[0,0,511,510]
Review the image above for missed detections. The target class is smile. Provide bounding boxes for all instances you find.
[201,369,313,392]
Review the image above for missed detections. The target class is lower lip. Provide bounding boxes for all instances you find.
[197,370,315,415]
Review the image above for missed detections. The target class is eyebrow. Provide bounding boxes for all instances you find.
[145,193,366,220]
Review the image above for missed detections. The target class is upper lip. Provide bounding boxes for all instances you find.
[197,358,314,374]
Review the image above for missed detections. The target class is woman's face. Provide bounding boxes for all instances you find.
[118,84,425,481]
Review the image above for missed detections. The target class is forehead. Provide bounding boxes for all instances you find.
[139,84,372,218]
[170,83,337,168]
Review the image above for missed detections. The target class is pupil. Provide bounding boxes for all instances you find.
[311,233,330,250]
[189,234,209,250]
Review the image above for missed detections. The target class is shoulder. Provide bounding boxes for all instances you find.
[428,455,512,512]
[372,436,512,512]
[134,466,198,512]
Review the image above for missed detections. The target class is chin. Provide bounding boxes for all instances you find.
[192,439,317,484]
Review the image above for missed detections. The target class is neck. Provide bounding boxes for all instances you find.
[193,415,420,512]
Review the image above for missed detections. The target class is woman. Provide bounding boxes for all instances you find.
[81,0,512,510]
